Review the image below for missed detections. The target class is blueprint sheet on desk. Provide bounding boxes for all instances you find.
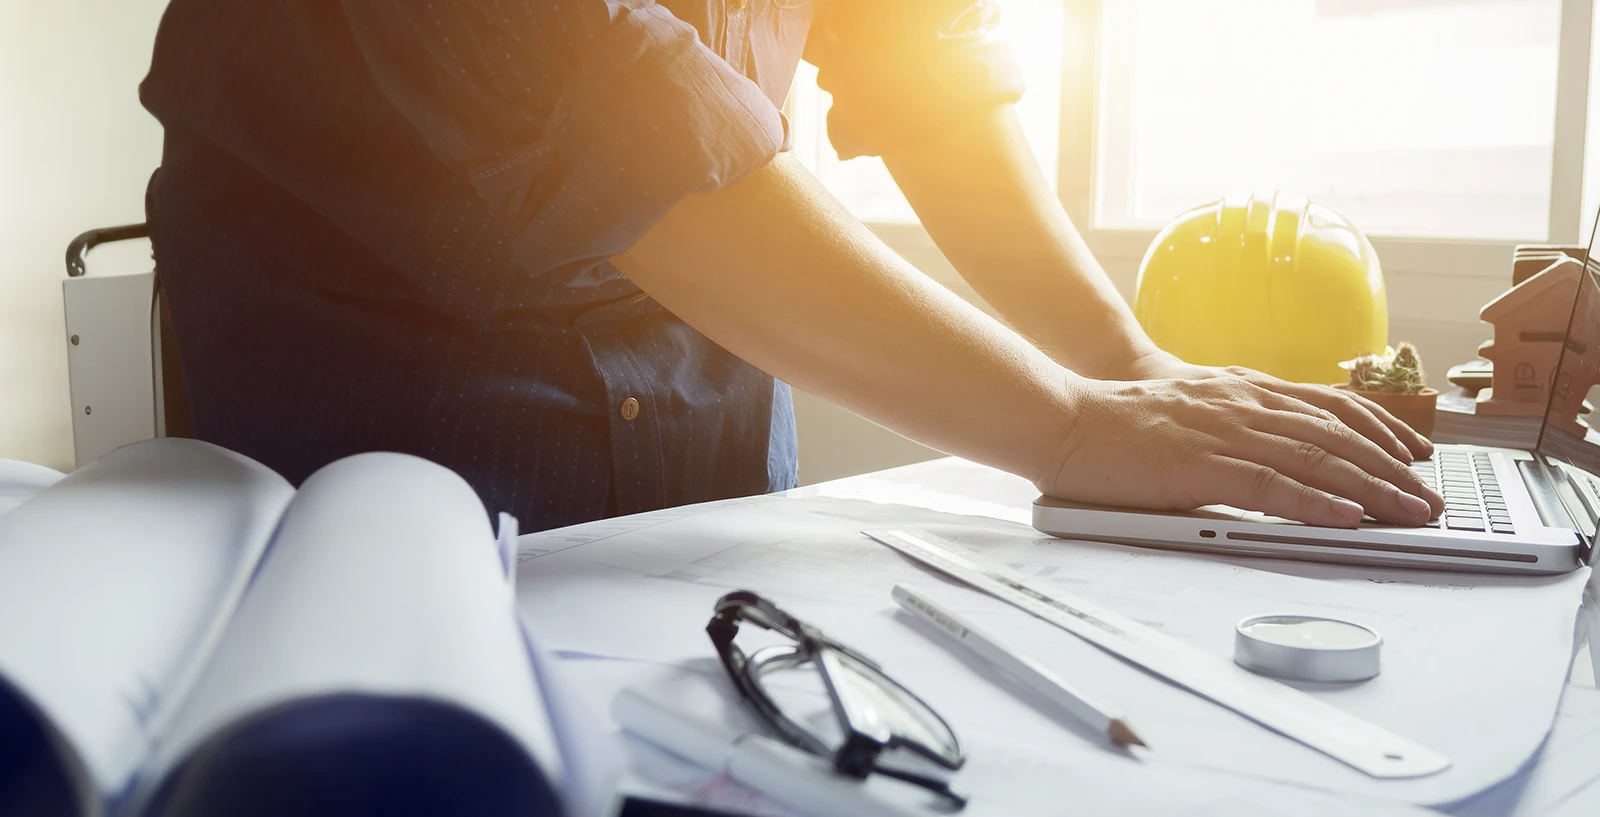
[516,492,1589,807]
[1449,685,1600,817]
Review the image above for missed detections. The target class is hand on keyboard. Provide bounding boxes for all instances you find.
[1038,374,1447,528]
[1118,352,1433,463]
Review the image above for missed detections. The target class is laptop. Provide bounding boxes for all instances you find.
[1033,229,1600,576]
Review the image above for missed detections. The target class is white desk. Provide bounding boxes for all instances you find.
[793,458,1600,816]
[521,456,1600,817]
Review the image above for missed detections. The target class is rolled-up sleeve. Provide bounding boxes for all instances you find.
[805,0,1025,160]
[340,1,786,269]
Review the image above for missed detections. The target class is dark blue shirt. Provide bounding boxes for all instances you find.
[140,0,1022,530]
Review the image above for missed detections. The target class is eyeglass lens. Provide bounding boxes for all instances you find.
[735,620,962,766]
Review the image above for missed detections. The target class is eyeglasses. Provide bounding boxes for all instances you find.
[705,590,968,808]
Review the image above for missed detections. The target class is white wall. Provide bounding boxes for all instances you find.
[0,0,168,470]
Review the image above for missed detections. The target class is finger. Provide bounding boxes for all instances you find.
[1340,389,1435,460]
[1193,457,1366,528]
[1249,410,1444,519]
[1200,381,1427,508]
[1242,376,1416,463]
[1289,385,1412,461]
[1226,428,1435,525]
[1241,384,1340,424]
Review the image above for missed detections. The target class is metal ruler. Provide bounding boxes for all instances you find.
[864,529,1451,779]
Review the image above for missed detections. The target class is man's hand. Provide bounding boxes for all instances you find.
[1039,374,1446,528]
[1119,349,1435,464]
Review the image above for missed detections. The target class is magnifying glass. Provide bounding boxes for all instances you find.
[1234,614,1382,682]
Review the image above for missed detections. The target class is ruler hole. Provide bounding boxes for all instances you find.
[1385,752,1404,761]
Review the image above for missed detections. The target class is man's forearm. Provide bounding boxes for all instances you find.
[614,154,1076,483]
[882,106,1159,380]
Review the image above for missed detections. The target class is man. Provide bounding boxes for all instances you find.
[140,0,1443,531]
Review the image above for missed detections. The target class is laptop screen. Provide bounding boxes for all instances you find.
[1532,216,1600,541]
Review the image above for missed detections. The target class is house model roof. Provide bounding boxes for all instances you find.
[1480,256,1582,323]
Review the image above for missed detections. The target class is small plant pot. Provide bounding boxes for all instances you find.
[1335,385,1439,440]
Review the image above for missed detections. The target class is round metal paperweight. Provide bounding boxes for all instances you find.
[1233,614,1382,683]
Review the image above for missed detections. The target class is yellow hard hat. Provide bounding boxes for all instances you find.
[1133,192,1388,385]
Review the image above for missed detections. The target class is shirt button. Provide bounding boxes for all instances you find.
[619,397,641,421]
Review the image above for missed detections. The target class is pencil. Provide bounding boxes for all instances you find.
[891,584,1147,748]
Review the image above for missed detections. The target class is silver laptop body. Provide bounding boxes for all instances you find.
[1033,443,1584,574]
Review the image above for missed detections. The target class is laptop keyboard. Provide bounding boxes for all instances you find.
[1409,450,1515,534]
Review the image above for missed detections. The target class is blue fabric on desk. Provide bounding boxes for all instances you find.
[620,799,749,817]
[144,695,560,817]
[0,679,75,817]
[138,0,1020,530]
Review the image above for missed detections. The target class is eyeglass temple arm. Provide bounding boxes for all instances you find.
[869,764,969,809]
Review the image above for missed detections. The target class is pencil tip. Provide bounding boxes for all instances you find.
[1109,719,1147,748]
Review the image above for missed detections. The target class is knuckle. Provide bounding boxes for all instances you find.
[1292,440,1334,473]
[1357,473,1396,501]
[1384,458,1421,483]
[1325,391,1361,411]
[1120,381,1155,401]
[1307,404,1340,424]
[1340,399,1383,425]
[1217,379,1265,405]
[1294,483,1329,516]
[1247,464,1281,497]
[1354,395,1396,422]
[1345,391,1379,410]
[1313,416,1351,441]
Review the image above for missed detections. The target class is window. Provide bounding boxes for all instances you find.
[787,0,1600,278]
[1097,0,1563,241]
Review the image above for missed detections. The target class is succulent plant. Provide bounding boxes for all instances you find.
[1341,342,1427,395]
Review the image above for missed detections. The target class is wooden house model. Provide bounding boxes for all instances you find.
[1476,256,1582,417]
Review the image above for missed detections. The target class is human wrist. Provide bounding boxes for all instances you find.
[1022,369,1095,490]
[1094,344,1181,381]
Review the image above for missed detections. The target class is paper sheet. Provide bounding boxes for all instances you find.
[787,457,1037,526]
[1449,685,1600,816]
[0,459,65,518]
[0,439,293,809]
[553,656,1444,817]
[518,610,624,817]
[136,453,565,815]
[515,489,1589,806]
